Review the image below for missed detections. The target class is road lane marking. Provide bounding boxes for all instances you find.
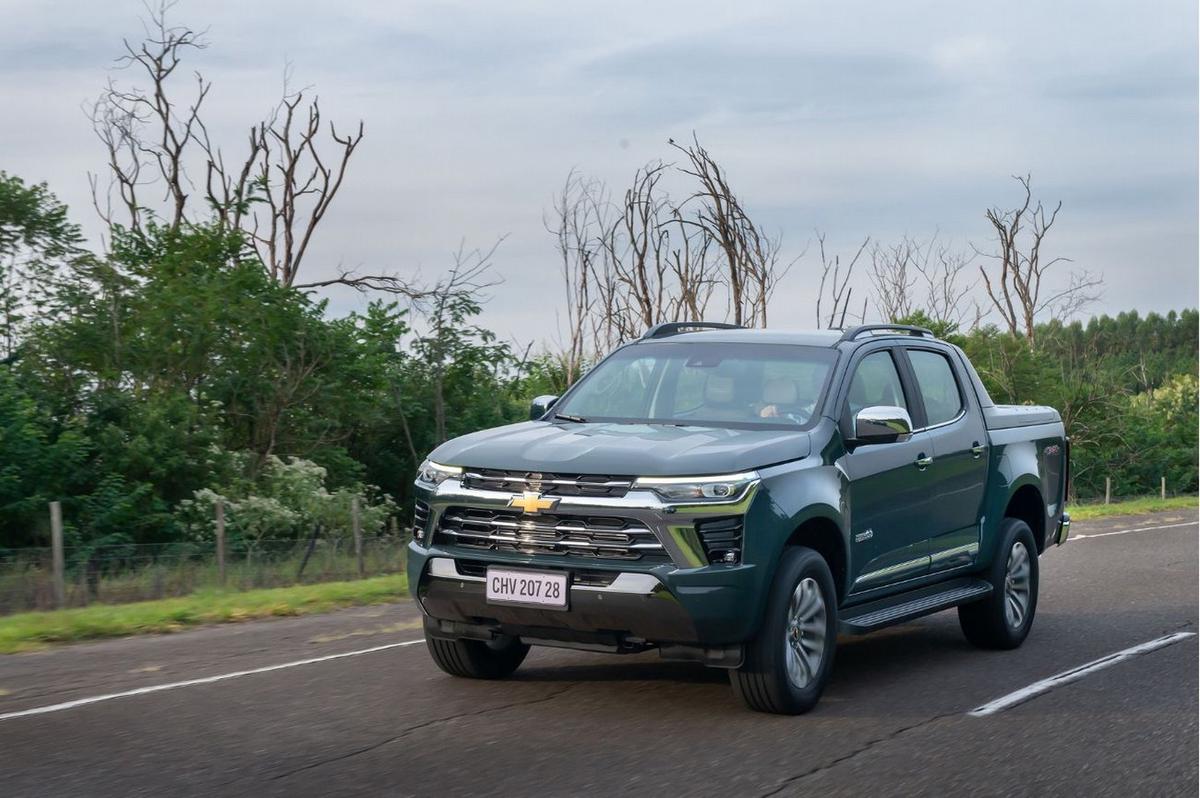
[1069,520,1197,541]
[969,631,1197,717]
[0,639,424,722]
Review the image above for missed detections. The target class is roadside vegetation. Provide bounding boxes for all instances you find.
[0,574,408,654]
[1067,495,1198,522]
[0,5,1195,619]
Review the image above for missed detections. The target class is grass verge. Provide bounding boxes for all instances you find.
[1067,495,1197,522]
[0,573,408,654]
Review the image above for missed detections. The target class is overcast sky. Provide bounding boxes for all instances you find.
[2,0,1196,344]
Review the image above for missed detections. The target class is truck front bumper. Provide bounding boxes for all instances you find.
[410,547,758,664]
[407,472,772,660]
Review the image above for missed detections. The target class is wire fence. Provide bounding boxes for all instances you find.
[0,534,408,616]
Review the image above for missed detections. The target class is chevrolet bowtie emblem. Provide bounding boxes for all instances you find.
[509,491,558,514]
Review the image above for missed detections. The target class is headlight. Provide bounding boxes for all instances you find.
[634,471,759,502]
[415,459,462,487]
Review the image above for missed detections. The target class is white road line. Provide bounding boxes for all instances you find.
[1069,519,1197,541]
[968,632,1198,717]
[0,638,424,722]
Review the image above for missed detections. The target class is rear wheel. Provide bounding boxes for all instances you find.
[425,631,530,679]
[730,547,838,714]
[959,518,1039,649]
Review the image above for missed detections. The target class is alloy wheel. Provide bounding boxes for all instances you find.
[1004,541,1032,628]
[784,576,827,689]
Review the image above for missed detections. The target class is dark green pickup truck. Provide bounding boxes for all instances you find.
[408,323,1070,714]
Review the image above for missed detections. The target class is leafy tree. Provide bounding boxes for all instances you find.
[0,172,88,359]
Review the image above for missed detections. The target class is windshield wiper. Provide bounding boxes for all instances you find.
[553,412,588,423]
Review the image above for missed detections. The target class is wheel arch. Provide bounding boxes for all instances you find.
[1004,482,1047,554]
[784,509,849,603]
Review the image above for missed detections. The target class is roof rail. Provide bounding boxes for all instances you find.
[641,321,744,340]
[838,324,934,343]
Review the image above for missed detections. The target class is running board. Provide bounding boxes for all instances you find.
[839,578,992,634]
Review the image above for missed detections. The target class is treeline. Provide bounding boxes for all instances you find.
[944,311,1197,498]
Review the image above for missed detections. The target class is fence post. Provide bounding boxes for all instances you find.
[1161,476,1167,500]
[49,501,66,609]
[1104,477,1111,505]
[352,497,364,579]
[215,501,226,586]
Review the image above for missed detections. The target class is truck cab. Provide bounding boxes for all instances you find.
[408,323,1070,714]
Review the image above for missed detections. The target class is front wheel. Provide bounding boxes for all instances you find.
[959,518,1039,649]
[425,631,530,679]
[730,546,838,714]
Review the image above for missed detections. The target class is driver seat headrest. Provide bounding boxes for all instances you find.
[763,377,798,405]
[704,375,735,405]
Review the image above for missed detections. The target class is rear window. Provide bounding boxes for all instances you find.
[908,349,964,426]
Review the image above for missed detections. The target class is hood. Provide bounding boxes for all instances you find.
[429,420,812,476]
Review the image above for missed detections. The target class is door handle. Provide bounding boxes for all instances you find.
[971,442,985,459]
[915,454,933,470]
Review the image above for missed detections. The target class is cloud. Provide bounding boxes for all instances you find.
[0,0,1195,346]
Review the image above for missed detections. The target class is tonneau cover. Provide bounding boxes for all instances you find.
[984,404,1062,430]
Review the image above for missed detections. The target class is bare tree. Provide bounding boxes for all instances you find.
[89,3,414,297]
[915,239,978,330]
[816,233,870,328]
[87,4,209,233]
[227,93,363,289]
[548,136,789,375]
[869,238,918,322]
[871,233,979,330]
[602,162,674,333]
[547,160,718,364]
[547,170,603,385]
[977,175,1101,343]
[670,135,791,327]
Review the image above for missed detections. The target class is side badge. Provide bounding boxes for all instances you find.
[854,529,874,543]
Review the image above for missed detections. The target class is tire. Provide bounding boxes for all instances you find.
[959,518,1039,650]
[424,631,530,679]
[730,547,838,715]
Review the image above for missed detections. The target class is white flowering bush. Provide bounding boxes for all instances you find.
[175,454,397,546]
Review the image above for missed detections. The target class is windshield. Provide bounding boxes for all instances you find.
[554,342,838,428]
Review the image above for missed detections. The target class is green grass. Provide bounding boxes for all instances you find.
[1067,495,1198,521]
[0,573,409,654]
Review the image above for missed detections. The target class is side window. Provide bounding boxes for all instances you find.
[845,351,907,419]
[908,350,964,426]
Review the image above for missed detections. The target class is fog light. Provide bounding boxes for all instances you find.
[722,550,737,564]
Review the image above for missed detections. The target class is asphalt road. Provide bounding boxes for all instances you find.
[1,511,1196,797]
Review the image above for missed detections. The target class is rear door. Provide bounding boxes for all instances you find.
[899,346,989,572]
[838,346,933,593]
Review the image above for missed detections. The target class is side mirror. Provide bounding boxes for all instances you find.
[529,394,559,420]
[854,405,913,444]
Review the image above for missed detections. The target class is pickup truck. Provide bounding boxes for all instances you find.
[408,322,1070,714]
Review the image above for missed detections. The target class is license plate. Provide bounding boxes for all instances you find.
[485,567,569,610]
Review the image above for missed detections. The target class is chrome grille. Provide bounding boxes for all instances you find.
[435,506,667,562]
[460,469,634,498]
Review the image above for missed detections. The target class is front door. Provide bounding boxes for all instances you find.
[839,348,933,593]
